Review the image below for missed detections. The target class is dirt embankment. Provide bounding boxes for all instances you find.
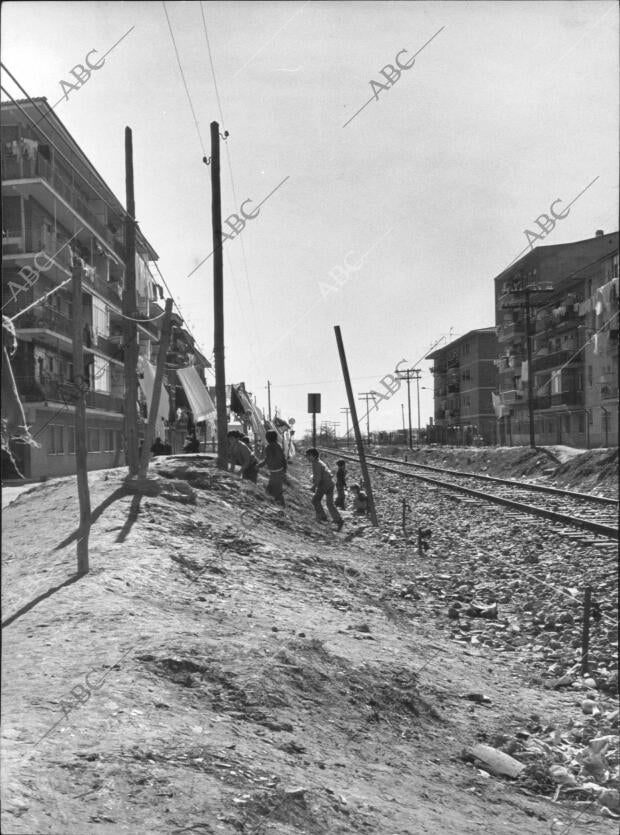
[1,453,618,835]
[373,445,619,498]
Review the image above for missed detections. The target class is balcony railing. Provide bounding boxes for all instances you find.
[2,153,126,261]
[17,306,74,340]
[497,321,525,342]
[532,350,581,372]
[500,389,523,404]
[550,391,583,407]
[14,375,124,413]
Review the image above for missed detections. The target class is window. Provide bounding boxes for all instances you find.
[88,428,100,452]
[103,429,115,451]
[48,424,65,455]
[587,366,593,386]
[2,196,21,236]
[577,414,585,433]
[68,426,75,454]
[93,356,111,393]
[92,296,110,338]
[551,373,562,395]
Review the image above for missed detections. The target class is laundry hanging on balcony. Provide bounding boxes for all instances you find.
[230,384,266,443]
[137,356,170,435]
[176,365,216,423]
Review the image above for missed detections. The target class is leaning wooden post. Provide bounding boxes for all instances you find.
[581,586,592,675]
[138,299,174,478]
[334,325,378,526]
[71,260,91,574]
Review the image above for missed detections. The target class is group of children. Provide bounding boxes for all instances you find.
[305,449,367,530]
[228,429,368,530]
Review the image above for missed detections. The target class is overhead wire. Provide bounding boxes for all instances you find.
[2,68,214,401]
[0,67,129,228]
[161,1,208,159]
[200,0,265,369]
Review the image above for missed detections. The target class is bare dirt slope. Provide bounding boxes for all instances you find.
[376,445,619,498]
[1,453,618,835]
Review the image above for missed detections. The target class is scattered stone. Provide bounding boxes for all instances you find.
[464,744,525,778]
[466,601,498,620]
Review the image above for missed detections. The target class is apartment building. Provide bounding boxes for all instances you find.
[1,97,163,478]
[427,328,498,445]
[494,230,618,448]
[582,247,619,447]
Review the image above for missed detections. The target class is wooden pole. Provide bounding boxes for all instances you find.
[123,126,139,475]
[312,412,316,448]
[334,326,378,526]
[211,121,228,470]
[71,261,90,574]
[581,585,592,675]
[138,299,174,478]
[267,380,272,422]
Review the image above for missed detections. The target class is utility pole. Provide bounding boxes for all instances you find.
[267,380,272,422]
[395,366,419,449]
[358,393,375,443]
[334,326,378,526]
[340,406,350,447]
[414,369,422,448]
[138,299,173,478]
[123,126,139,476]
[71,260,90,575]
[211,121,228,470]
[501,282,552,449]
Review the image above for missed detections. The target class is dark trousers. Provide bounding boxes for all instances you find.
[242,461,258,483]
[266,470,285,506]
[312,485,342,523]
[335,486,345,509]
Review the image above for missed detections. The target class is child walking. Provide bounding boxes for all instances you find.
[335,459,346,509]
[305,448,343,530]
[258,430,287,506]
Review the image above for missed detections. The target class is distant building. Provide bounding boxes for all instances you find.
[427,328,498,445]
[582,247,619,447]
[494,230,618,448]
[1,97,205,477]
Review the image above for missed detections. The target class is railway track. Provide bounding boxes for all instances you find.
[319,448,619,540]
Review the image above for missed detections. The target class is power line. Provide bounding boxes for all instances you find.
[199,1,262,359]
[161,0,208,159]
[0,67,129,229]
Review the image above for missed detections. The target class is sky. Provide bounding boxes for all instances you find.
[2,0,618,436]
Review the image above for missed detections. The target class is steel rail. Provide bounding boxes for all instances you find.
[328,448,618,506]
[318,449,619,540]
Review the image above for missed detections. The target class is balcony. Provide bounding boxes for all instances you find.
[14,375,124,413]
[550,391,584,407]
[431,364,447,375]
[535,394,551,410]
[2,153,126,262]
[447,383,460,394]
[501,389,523,404]
[88,272,123,310]
[17,306,73,341]
[532,350,582,372]
[601,385,619,400]
[497,321,525,343]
